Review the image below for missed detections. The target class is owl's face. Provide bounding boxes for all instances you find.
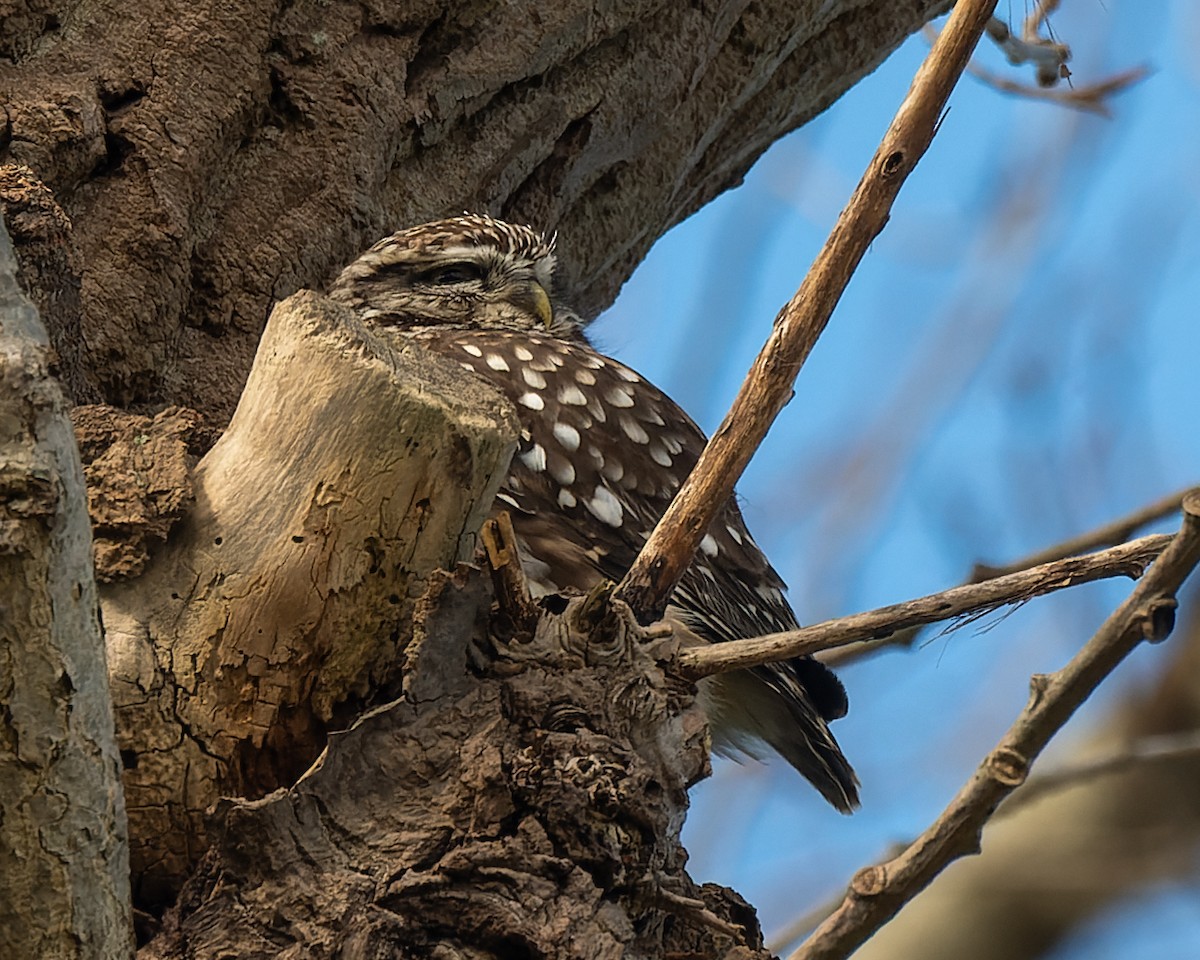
[329,214,582,339]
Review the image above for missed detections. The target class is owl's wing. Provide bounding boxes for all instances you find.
[415,327,858,811]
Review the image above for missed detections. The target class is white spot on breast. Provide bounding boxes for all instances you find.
[616,366,640,383]
[586,486,624,527]
[557,488,577,508]
[518,392,545,411]
[559,384,588,406]
[514,346,533,362]
[461,343,483,357]
[605,386,635,408]
[620,416,649,444]
[582,355,606,369]
[700,534,719,557]
[522,368,546,389]
[575,368,596,385]
[547,353,564,367]
[600,458,624,483]
[586,398,607,423]
[644,408,665,426]
[486,353,509,371]
[552,422,581,451]
[497,493,520,509]
[663,435,684,455]
[459,362,475,371]
[726,524,743,545]
[518,443,546,472]
[549,458,575,486]
[649,443,672,467]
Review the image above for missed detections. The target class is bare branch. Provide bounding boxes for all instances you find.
[769,729,1200,956]
[788,492,1200,960]
[963,60,1148,118]
[679,534,1173,680]
[820,488,1195,669]
[613,0,1002,624]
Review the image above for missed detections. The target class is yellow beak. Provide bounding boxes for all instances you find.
[505,281,554,329]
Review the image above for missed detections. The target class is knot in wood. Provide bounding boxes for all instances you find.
[564,755,623,813]
[850,864,889,897]
[987,747,1029,787]
[881,149,906,177]
[536,589,639,668]
[1142,598,1177,643]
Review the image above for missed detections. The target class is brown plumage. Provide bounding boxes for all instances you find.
[329,214,859,811]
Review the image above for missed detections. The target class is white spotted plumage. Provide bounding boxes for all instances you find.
[329,213,859,812]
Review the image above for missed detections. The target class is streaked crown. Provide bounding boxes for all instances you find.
[329,214,578,337]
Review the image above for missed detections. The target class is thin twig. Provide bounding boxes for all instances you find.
[819,488,1194,669]
[678,534,1173,680]
[984,16,1069,87]
[971,486,1192,582]
[963,60,1147,118]
[788,492,1200,960]
[612,0,1002,624]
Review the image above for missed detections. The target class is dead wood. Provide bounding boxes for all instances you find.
[100,291,518,906]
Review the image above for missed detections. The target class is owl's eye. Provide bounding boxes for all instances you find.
[421,262,484,286]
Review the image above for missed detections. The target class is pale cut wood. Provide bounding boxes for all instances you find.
[99,292,519,904]
[0,221,133,958]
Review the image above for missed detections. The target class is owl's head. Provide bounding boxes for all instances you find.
[329,214,581,338]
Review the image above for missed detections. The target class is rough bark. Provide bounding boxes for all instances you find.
[1,0,950,421]
[98,291,519,907]
[0,220,132,957]
[141,567,770,960]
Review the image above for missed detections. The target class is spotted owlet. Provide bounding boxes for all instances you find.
[329,214,859,812]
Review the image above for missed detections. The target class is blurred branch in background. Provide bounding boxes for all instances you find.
[788,493,1200,960]
[847,572,1200,960]
[818,486,1195,669]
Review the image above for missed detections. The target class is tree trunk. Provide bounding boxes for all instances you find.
[0,220,132,958]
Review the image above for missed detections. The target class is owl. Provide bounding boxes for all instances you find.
[329,214,859,812]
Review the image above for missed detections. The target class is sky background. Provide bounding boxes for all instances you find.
[590,3,1200,954]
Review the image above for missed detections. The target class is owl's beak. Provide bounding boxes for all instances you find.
[505,281,554,329]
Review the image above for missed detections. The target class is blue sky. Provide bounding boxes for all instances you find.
[592,3,1200,953]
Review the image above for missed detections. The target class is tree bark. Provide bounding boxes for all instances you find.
[1,0,950,420]
[0,220,133,958]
